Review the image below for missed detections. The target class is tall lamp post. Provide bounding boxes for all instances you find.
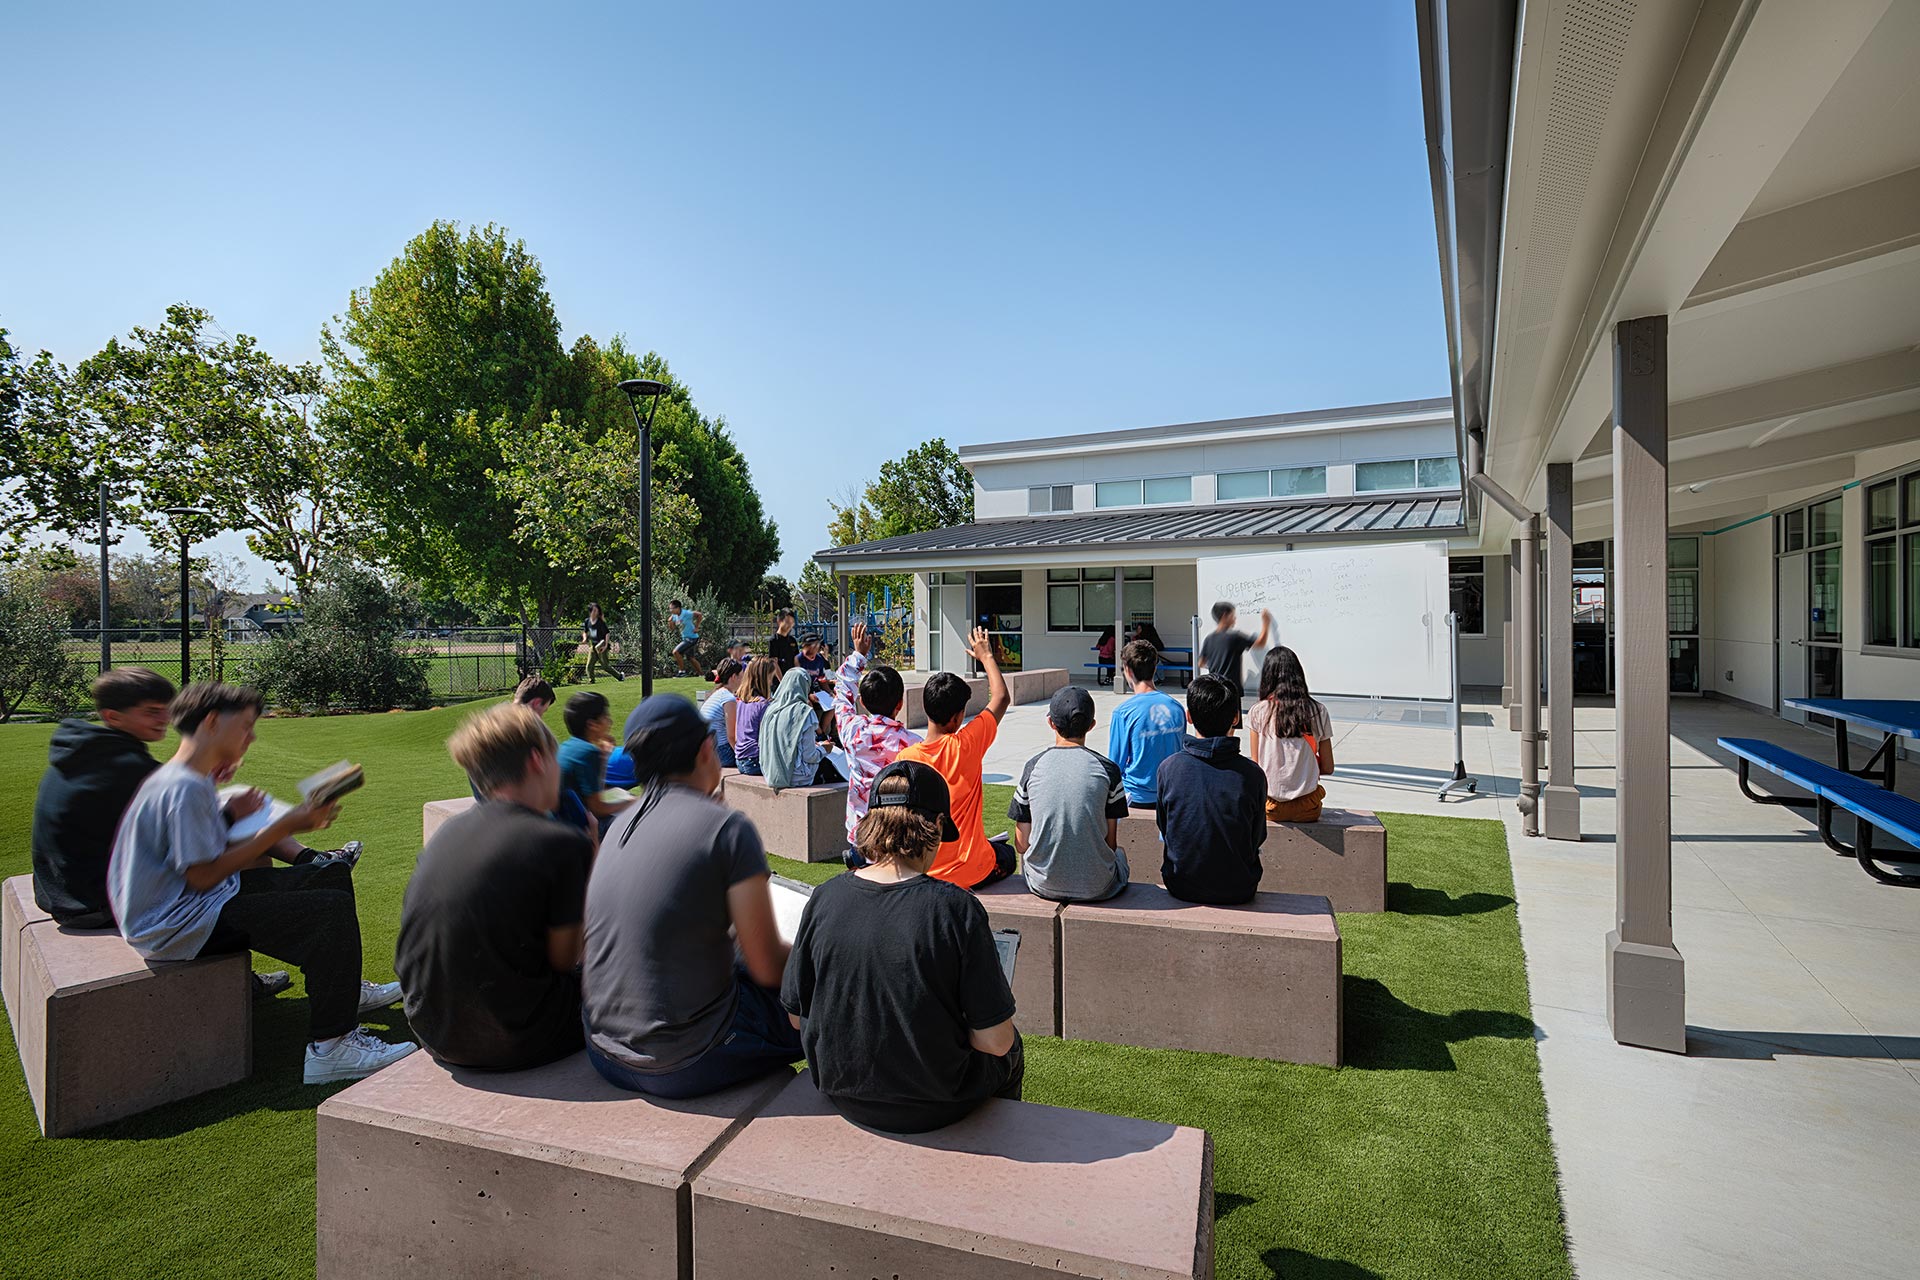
[616,379,668,697]
[162,506,213,687]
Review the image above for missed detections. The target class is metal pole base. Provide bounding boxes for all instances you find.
[1436,767,1478,801]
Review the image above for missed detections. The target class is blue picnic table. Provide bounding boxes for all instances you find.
[1780,698,1920,790]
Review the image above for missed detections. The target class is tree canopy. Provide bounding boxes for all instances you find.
[801,437,972,601]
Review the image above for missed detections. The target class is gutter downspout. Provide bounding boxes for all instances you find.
[1467,427,1543,835]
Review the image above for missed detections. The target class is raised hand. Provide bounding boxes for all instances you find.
[851,621,872,656]
[969,626,995,664]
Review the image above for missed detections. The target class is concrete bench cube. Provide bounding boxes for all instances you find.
[422,796,477,845]
[1061,884,1342,1067]
[2,873,53,1029]
[719,772,849,862]
[1116,806,1388,912]
[693,1073,1214,1279]
[316,1049,790,1280]
[3,876,252,1137]
[973,875,1064,1037]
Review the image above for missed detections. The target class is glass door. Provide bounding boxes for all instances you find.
[1776,496,1843,721]
[1572,540,1609,695]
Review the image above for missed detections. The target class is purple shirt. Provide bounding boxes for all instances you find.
[735,699,769,761]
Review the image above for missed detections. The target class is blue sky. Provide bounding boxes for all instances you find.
[1,1,1447,587]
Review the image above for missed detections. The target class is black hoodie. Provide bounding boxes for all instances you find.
[30,719,161,926]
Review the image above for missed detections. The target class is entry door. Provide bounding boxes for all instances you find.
[1777,552,1807,722]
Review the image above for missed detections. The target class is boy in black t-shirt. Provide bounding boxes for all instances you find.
[395,704,593,1070]
[781,761,1022,1134]
[767,610,800,672]
[1197,600,1274,693]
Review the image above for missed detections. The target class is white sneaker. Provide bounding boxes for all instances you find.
[303,1029,417,1084]
[358,979,402,1015]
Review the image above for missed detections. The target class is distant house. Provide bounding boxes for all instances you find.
[223,594,302,641]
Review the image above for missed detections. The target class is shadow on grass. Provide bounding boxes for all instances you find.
[1386,883,1515,916]
[1262,1248,1387,1278]
[1342,977,1535,1072]
[75,995,417,1140]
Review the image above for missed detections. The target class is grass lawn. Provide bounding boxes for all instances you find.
[0,683,1570,1279]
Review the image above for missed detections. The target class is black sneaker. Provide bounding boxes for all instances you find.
[252,970,292,999]
[311,840,364,870]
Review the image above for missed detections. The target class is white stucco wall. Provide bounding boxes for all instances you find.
[1702,517,1774,708]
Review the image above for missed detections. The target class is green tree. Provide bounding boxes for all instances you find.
[867,438,973,537]
[0,333,130,554]
[0,571,86,722]
[240,565,430,712]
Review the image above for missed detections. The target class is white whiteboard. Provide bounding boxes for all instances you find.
[1194,541,1451,700]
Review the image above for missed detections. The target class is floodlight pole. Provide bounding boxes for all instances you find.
[97,484,111,675]
[162,506,213,688]
[618,380,669,697]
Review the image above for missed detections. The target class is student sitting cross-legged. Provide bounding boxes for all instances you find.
[897,626,1014,891]
[781,761,1022,1134]
[831,621,920,861]
[1247,646,1336,823]
[106,682,415,1084]
[763,668,845,790]
[1105,640,1190,812]
[1007,686,1130,903]
[395,704,593,1071]
[1153,672,1269,906]
[581,695,802,1099]
[730,657,780,776]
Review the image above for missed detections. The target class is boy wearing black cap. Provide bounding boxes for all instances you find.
[581,694,802,1098]
[780,761,1022,1133]
[1006,686,1130,903]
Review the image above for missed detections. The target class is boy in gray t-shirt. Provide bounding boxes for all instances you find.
[1007,687,1130,902]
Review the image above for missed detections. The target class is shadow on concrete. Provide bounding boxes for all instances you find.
[1262,1247,1387,1278]
[1341,977,1537,1072]
[1687,1027,1920,1062]
[1386,884,1515,917]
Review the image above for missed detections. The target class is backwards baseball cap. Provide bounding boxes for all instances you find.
[1048,685,1096,737]
[623,694,709,779]
[868,760,961,842]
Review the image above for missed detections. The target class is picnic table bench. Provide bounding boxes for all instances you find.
[1718,737,1920,887]
[1087,646,1193,687]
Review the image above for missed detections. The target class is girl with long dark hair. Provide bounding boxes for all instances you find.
[1246,646,1335,822]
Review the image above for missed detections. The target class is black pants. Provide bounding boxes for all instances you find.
[826,1032,1025,1135]
[201,861,361,1042]
[969,837,1019,890]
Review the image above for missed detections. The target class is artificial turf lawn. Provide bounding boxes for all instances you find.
[0,686,1570,1279]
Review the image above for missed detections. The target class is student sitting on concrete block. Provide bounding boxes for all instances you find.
[582,695,803,1099]
[896,626,1014,891]
[762,669,845,791]
[780,761,1023,1134]
[395,704,592,1072]
[1105,641,1190,811]
[1153,672,1268,906]
[1246,646,1336,823]
[107,681,416,1084]
[831,621,920,861]
[1007,686,1130,903]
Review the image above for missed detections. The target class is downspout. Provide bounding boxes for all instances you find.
[1467,427,1543,834]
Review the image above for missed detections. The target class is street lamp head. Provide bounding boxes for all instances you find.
[162,505,214,519]
[617,379,668,400]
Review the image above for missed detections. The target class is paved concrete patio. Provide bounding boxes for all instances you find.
[980,683,1919,1280]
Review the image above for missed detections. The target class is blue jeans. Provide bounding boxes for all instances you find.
[585,968,801,1100]
[737,756,762,776]
[716,738,737,769]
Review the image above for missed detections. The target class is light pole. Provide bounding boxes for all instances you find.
[162,506,213,687]
[617,379,668,697]
[98,484,112,676]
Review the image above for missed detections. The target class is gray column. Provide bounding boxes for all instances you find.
[964,571,977,674]
[836,575,851,658]
[1606,315,1685,1053]
[1517,518,1541,835]
[1115,566,1127,685]
[1543,463,1581,840]
[1501,542,1518,709]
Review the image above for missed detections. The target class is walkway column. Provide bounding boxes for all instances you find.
[964,570,977,674]
[1607,315,1685,1053]
[1543,462,1581,839]
[1518,519,1542,836]
[836,575,851,659]
[1114,566,1126,686]
[1502,542,1519,714]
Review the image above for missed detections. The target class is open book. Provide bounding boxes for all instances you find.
[220,786,290,845]
[299,761,365,807]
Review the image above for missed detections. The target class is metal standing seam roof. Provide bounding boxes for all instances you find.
[815,492,1466,560]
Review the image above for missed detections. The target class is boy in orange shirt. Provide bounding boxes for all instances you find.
[896,627,1013,889]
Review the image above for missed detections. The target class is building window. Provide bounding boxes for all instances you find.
[1045,567,1155,632]
[924,570,966,670]
[1027,485,1074,515]
[1217,465,1327,501]
[974,570,1023,671]
[1448,556,1485,635]
[1094,476,1191,508]
[1355,456,1462,493]
[1669,536,1701,693]
[1864,467,1920,650]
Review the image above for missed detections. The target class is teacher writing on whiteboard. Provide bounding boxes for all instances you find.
[1197,601,1274,693]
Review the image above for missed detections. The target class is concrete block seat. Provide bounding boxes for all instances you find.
[974,875,1064,1036]
[316,1049,790,1280]
[719,771,850,863]
[1061,883,1342,1067]
[894,667,1069,728]
[422,796,477,844]
[2,875,252,1138]
[1116,806,1388,912]
[693,1072,1214,1279]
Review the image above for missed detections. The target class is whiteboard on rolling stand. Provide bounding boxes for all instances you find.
[1194,541,1452,700]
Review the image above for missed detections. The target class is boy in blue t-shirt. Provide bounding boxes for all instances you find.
[1105,641,1189,810]
[558,692,633,839]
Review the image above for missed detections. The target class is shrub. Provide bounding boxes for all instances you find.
[623,575,734,677]
[0,573,88,722]
[240,567,430,712]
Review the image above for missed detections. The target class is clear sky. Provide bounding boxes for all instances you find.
[1,1,1448,588]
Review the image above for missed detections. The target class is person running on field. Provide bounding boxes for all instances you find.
[668,599,703,675]
[582,603,622,683]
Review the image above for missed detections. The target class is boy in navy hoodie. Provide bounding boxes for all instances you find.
[1153,672,1268,904]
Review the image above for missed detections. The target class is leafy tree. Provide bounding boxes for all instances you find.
[752,573,795,612]
[0,571,86,722]
[0,333,128,553]
[239,565,429,712]
[867,438,973,537]
[15,546,100,627]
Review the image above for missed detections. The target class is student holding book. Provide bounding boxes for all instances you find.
[781,761,1022,1133]
[762,668,844,790]
[1246,646,1336,822]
